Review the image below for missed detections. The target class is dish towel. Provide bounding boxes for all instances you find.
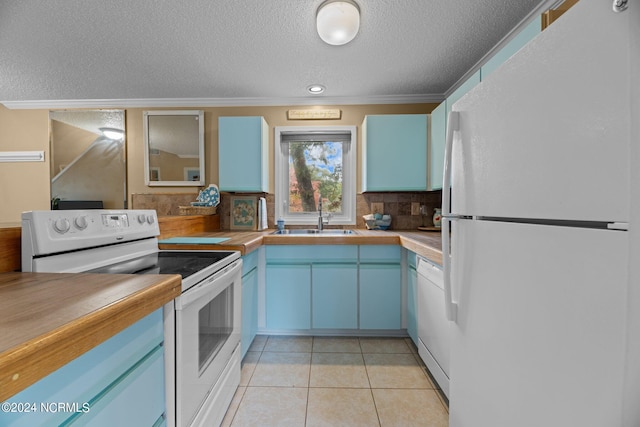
[258,197,268,230]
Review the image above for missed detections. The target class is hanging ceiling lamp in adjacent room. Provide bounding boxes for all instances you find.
[316,0,360,46]
[99,127,125,140]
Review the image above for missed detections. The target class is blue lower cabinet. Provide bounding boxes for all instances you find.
[264,245,403,333]
[241,267,258,358]
[266,264,311,330]
[312,264,358,329]
[66,344,165,427]
[360,264,402,329]
[1,309,165,427]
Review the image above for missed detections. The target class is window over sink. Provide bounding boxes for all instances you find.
[274,126,356,225]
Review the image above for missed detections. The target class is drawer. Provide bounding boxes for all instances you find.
[266,245,358,264]
[242,250,259,275]
[406,250,417,269]
[359,245,401,263]
[65,344,165,426]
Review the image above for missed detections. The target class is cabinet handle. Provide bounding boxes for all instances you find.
[442,111,459,322]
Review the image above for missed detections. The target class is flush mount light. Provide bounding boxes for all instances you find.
[99,127,125,140]
[307,84,326,94]
[316,0,360,46]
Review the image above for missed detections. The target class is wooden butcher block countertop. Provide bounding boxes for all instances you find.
[158,229,444,266]
[0,272,181,401]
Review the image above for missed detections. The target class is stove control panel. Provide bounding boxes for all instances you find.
[102,213,130,229]
[21,209,161,257]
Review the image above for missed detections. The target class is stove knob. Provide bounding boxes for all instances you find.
[137,214,146,224]
[52,218,71,234]
[74,216,88,230]
[146,215,155,225]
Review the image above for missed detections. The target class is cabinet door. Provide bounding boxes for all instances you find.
[359,264,402,329]
[312,264,358,329]
[219,116,268,192]
[241,267,258,358]
[0,310,165,427]
[265,264,311,330]
[429,102,446,190]
[362,115,427,191]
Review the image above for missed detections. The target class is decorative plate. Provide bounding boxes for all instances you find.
[197,184,220,207]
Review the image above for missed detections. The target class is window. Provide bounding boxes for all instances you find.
[275,126,356,225]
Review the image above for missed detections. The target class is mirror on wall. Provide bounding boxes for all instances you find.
[143,110,205,186]
[50,110,126,209]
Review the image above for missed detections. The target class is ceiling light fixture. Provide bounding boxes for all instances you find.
[307,84,326,94]
[99,127,125,140]
[316,0,360,46]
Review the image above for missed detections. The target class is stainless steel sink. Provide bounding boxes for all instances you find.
[271,229,357,235]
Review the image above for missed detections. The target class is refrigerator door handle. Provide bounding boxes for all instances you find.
[442,111,460,322]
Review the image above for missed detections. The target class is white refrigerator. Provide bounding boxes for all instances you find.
[442,1,640,426]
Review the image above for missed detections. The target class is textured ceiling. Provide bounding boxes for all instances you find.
[0,0,550,107]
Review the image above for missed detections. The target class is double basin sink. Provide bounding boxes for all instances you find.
[271,229,357,235]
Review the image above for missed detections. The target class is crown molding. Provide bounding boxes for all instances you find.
[1,93,444,110]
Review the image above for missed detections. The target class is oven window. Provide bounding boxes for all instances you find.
[198,285,234,373]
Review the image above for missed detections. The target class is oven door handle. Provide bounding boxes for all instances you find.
[175,259,242,310]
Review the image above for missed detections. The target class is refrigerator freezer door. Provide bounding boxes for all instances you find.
[451,0,630,223]
[449,220,628,427]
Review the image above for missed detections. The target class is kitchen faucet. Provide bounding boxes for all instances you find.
[318,196,324,230]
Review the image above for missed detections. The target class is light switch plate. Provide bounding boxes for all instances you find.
[371,202,384,214]
[411,202,420,216]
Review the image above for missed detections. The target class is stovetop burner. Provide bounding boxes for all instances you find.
[89,251,238,280]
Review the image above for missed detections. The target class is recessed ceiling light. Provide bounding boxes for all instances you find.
[307,85,326,94]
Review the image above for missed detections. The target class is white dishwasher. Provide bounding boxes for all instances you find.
[416,256,450,398]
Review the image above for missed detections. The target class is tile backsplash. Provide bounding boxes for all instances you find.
[131,193,199,216]
[220,191,442,230]
[133,190,442,231]
[359,191,442,230]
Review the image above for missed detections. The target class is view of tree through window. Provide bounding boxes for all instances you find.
[288,141,343,214]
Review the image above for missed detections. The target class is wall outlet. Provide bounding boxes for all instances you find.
[411,202,420,216]
[371,202,384,214]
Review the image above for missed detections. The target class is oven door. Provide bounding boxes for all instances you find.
[174,259,242,427]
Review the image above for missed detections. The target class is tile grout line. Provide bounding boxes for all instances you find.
[359,337,383,427]
[303,337,314,427]
[232,335,448,426]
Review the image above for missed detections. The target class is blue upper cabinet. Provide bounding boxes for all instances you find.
[429,102,446,190]
[481,16,541,80]
[362,114,428,192]
[219,116,269,192]
[446,70,481,115]
[434,17,540,193]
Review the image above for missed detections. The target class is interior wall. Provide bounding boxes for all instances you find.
[50,120,96,177]
[127,103,438,207]
[0,105,50,223]
[0,103,437,223]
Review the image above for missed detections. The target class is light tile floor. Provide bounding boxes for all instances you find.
[221,336,449,427]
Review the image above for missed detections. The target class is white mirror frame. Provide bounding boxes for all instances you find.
[143,110,205,186]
